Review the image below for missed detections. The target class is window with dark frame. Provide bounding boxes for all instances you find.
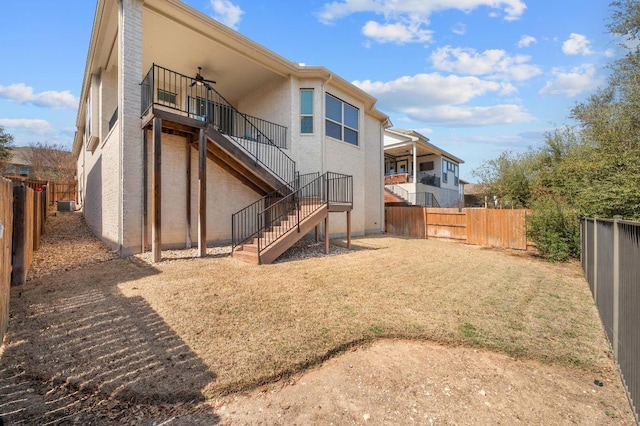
[420,161,434,171]
[325,93,359,146]
[300,89,314,134]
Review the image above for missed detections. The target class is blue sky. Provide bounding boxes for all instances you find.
[0,0,621,181]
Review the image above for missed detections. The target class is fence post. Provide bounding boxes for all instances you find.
[593,217,598,304]
[11,185,26,286]
[612,215,621,361]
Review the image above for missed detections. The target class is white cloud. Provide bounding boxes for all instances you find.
[353,73,534,126]
[319,0,526,23]
[452,23,466,35]
[604,48,616,58]
[404,104,535,126]
[318,0,526,44]
[362,21,432,44]
[562,33,593,55]
[431,46,542,81]
[0,83,78,110]
[538,64,604,97]
[518,35,537,48]
[0,118,53,134]
[354,73,507,107]
[210,0,244,30]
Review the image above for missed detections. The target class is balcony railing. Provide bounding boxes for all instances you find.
[385,184,440,208]
[384,173,441,188]
[141,64,294,185]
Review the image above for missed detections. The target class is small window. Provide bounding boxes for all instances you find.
[420,161,434,171]
[325,93,359,146]
[19,166,29,176]
[300,89,314,134]
[157,89,177,105]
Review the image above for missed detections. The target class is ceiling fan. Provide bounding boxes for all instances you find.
[191,67,216,88]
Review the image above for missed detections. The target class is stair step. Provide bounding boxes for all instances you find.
[233,249,259,264]
[241,243,259,253]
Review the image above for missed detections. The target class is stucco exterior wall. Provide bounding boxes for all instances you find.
[363,114,384,234]
[323,85,368,237]
[291,79,324,175]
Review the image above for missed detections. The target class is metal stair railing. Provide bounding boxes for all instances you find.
[385,185,439,207]
[232,172,319,249]
[141,64,295,185]
[232,172,353,255]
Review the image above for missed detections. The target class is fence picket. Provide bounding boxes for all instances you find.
[384,207,528,250]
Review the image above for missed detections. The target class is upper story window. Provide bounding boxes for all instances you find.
[442,158,459,185]
[300,89,313,134]
[325,93,358,146]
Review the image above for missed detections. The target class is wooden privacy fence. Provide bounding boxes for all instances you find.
[12,183,46,285]
[0,179,47,344]
[49,181,77,210]
[6,176,77,211]
[1,178,13,343]
[384,206,528,250]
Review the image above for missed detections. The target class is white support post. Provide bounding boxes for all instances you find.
[412,141,418,191]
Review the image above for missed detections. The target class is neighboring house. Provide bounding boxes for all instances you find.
[72,0,389,263]
[2,147,33,177]
[383,129,464,208]
[2,146,75,181]
[463,183,488,207]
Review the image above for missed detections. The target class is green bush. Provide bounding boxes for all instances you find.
[527,198,580,262]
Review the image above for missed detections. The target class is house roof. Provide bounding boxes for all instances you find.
[73,0,390,155]
[462,183,488,195]
[384,128,464,164]
[6,147,33,166]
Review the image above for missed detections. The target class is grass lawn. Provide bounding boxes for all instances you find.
[128,235,608,397]
[8,235,610,401]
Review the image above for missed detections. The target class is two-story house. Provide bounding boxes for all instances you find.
[384,129,464,208]
[73,0,389,263]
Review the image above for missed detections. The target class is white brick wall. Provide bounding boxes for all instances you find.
[143,133,264,248]
[119,0,144,256]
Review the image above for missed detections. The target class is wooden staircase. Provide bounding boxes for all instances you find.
[204,125,291,195]
[233,198,327,264]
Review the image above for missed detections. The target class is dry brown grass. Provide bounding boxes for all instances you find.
[5,232,610,405]
[123,235,608,398]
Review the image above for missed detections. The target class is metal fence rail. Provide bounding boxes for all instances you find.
[581,217,639,424]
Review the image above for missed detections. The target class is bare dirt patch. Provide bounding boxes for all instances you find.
[0,213,635,424]
[218,340,633,425]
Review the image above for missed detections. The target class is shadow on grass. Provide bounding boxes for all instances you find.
[0,258,219,424]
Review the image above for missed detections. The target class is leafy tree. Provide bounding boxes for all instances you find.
[0,125,14,170]
[473,0,640,260]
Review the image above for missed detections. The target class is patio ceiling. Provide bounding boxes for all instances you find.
[142,1,293,104]
[384,142,440,159]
